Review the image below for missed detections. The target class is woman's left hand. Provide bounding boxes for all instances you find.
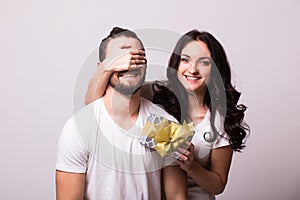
[176,143,196,172]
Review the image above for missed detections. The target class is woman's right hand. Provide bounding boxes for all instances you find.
[85,49,146,105]
[101,49,146,72]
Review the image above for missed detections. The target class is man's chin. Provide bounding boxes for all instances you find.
[111,79,145,96]
[114,85,142,96]
[109,73,146,96]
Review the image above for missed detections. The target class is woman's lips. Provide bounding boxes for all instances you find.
[184,75,202,81]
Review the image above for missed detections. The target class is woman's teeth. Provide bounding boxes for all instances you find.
[185,75,201,80]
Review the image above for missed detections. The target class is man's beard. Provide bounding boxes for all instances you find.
[109,70,146,95]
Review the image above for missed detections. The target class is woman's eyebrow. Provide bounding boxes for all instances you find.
[181,54,191,58]
[198,56,211,60]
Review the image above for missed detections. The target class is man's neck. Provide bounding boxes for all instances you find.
[103,86,141,130]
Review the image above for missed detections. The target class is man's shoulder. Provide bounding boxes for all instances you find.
[140,97,163,110]
[72,98,101,120]
[140,97,177,122]
[60,99,102,152]
[63,99,101,135]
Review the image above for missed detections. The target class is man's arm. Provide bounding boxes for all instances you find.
[56,118,90,200]
[163,165,187,200]
[56,170,85,200]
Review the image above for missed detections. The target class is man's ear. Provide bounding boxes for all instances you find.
[97,61,102,68]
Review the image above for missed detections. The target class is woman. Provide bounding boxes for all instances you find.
[85,30,249,199]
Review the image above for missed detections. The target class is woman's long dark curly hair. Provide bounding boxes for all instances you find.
[153,30,249,151]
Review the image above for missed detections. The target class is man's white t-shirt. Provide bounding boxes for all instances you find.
[56,98,176,200]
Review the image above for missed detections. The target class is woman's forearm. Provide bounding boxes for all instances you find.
[179,146,233,195]
[186,162,227,195]
[85,66,112,105]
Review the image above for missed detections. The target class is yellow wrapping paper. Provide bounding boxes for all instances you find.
[142,119,194,157]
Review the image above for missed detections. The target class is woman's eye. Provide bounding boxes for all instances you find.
[199,60,211,66]
[180,58,189,63]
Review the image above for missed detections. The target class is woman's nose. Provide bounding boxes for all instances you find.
[188,61,199,74]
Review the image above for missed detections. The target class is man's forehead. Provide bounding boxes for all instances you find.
[105,36,142,59]
[107,36,142,49]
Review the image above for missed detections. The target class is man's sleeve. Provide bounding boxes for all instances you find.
[56,118,89,173]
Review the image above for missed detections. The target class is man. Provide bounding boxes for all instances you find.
[56,27,187,199]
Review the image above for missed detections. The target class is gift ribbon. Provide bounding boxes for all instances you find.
[141,118,194,157]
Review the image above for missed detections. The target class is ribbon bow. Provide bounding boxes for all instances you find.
[140,115,194,157]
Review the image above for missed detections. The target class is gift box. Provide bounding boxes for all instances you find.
[140,114,194,158]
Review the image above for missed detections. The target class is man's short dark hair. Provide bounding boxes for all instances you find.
[99,27,145,62]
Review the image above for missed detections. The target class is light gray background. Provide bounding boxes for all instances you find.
[1,0,299,199]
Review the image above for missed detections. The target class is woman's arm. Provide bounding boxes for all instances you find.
[177,145,233,195]
[85,50,146,104]
[84,62,113,105]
